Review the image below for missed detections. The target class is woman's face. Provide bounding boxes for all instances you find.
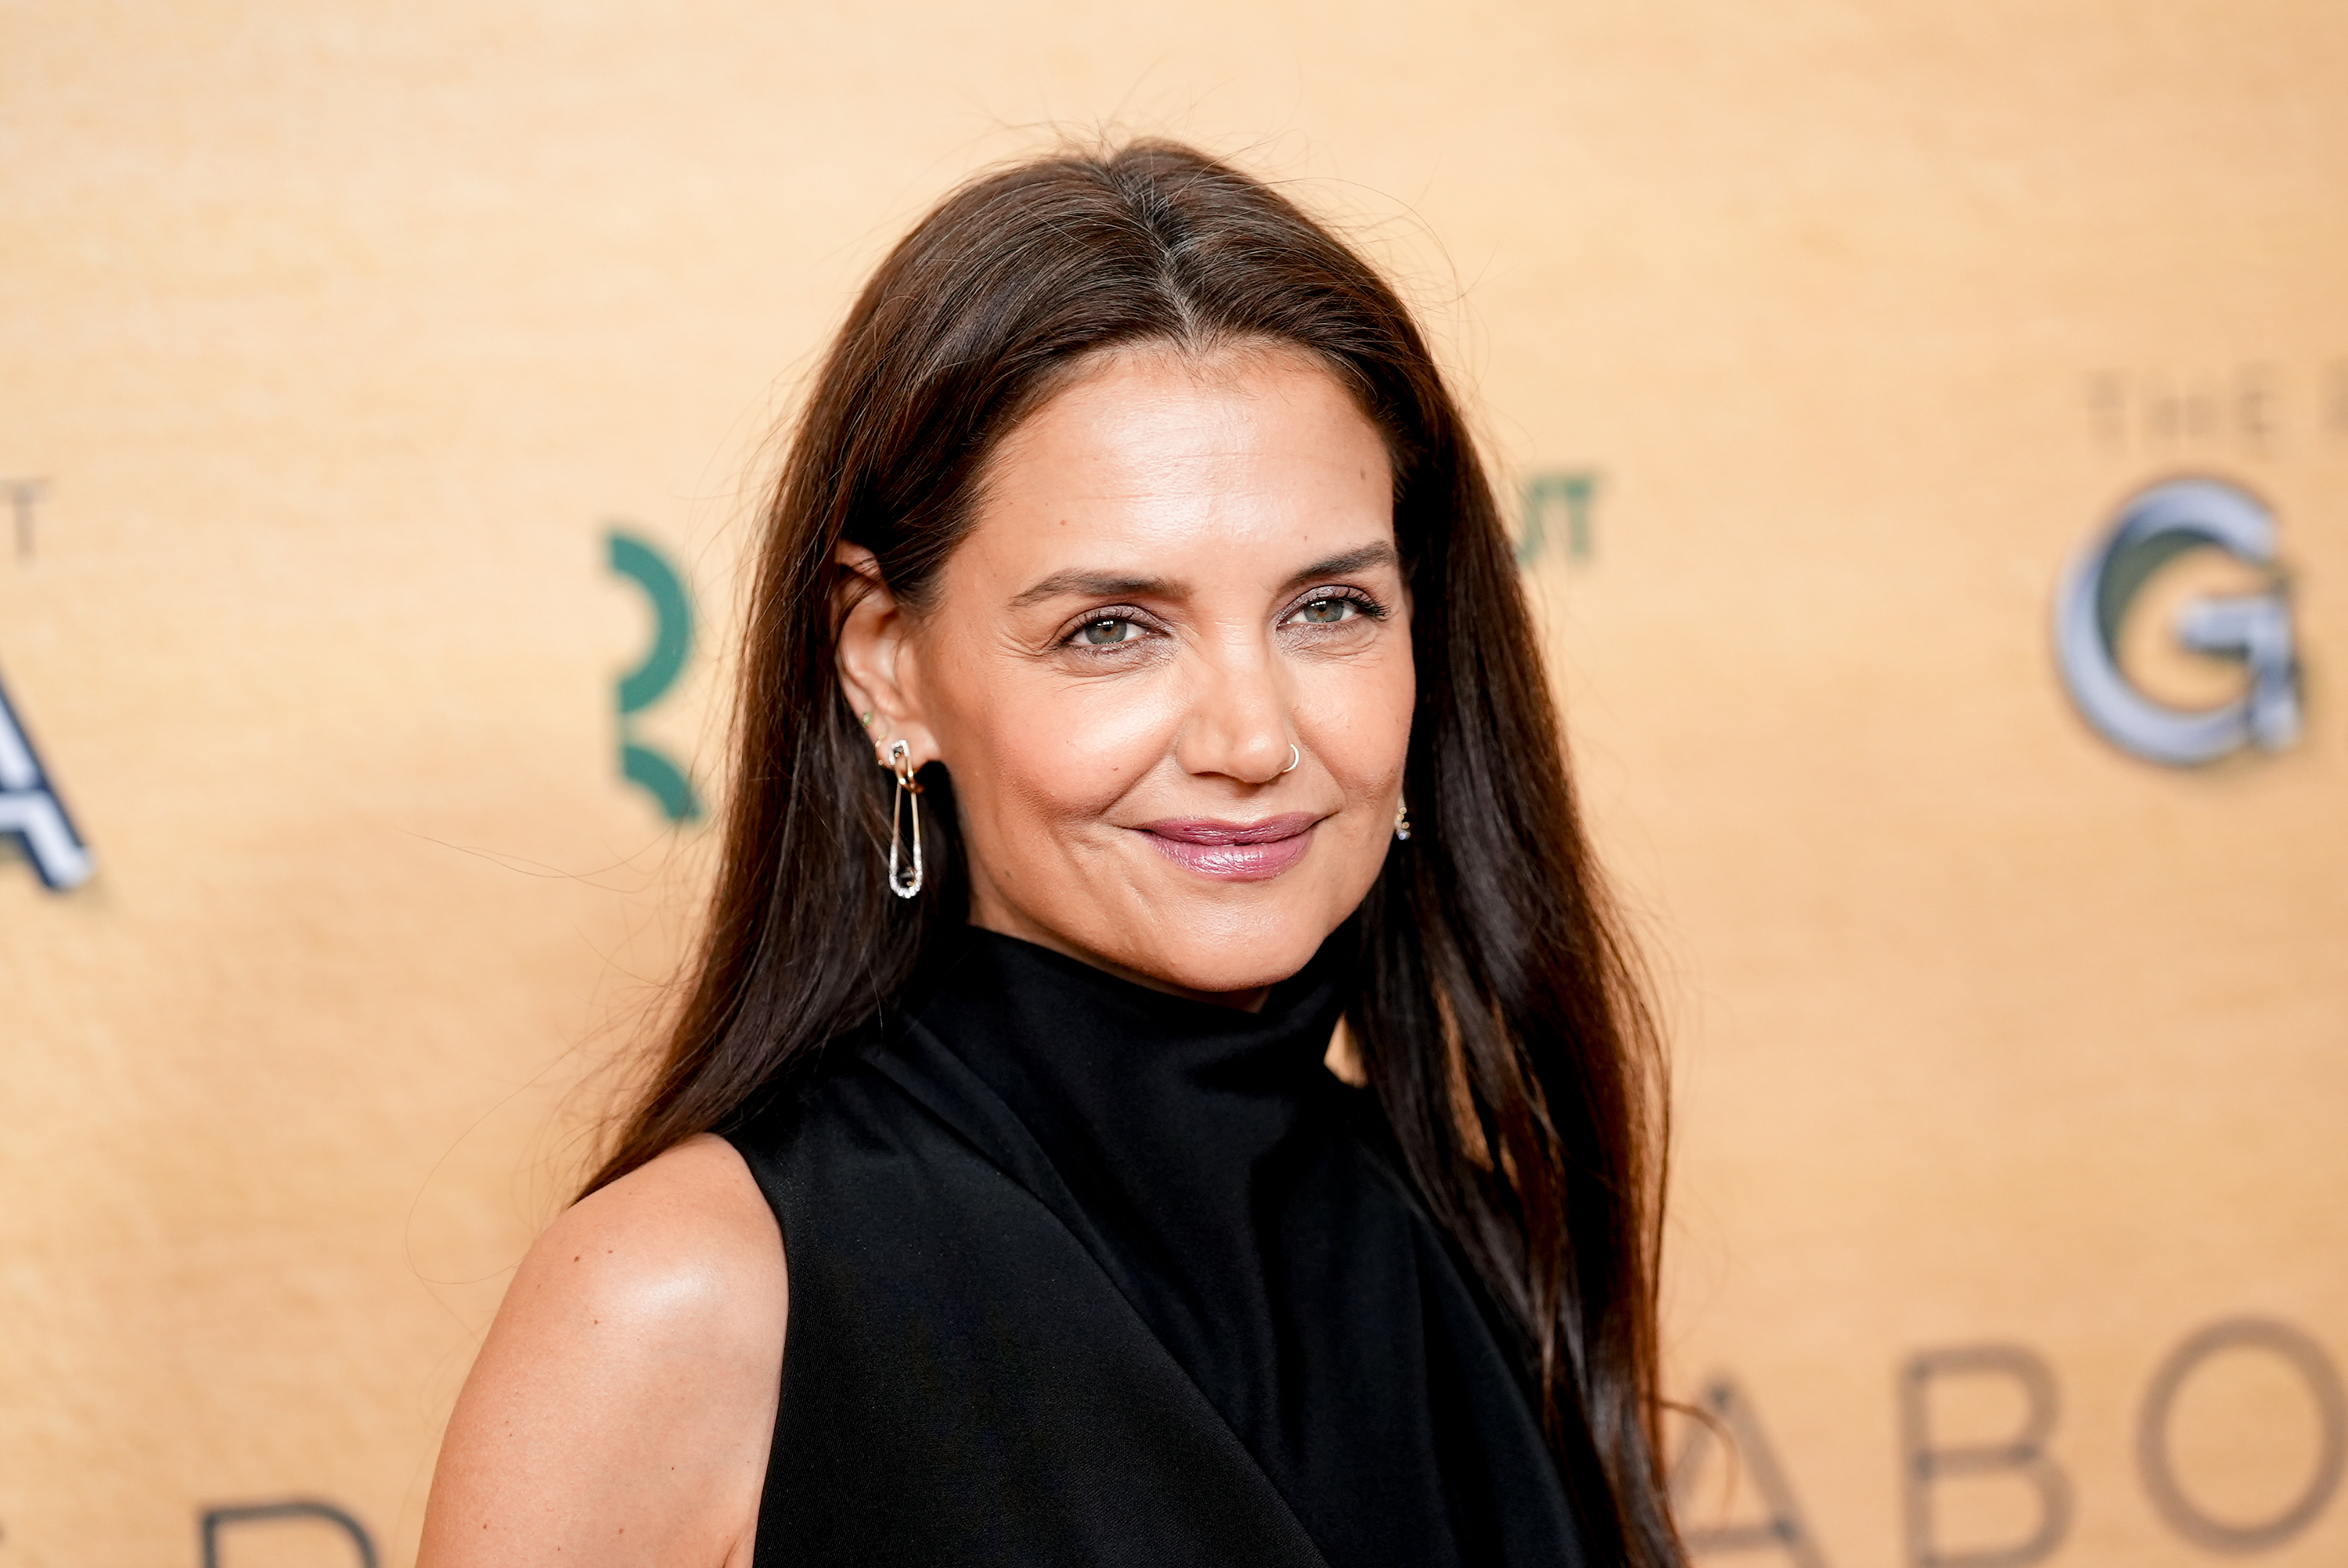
[838,343,1413,1007]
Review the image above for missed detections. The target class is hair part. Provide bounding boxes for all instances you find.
[587,138,1681,1568]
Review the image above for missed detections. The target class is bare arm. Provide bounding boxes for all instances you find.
[420,1135,787,1568]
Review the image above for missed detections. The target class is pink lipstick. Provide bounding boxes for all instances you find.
[1136,814,1319,881]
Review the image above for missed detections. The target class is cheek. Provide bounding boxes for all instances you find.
[930,649,1183,831]
[1302,643,1417,793]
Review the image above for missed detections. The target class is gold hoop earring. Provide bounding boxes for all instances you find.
[882,738,924,898]
[1393,795,1411,842]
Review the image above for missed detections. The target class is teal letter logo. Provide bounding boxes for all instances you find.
[607,528,701,824]
[0,665,92,890]
[1521,472,1600,566]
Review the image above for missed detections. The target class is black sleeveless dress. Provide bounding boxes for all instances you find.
[725,929,1587,1568]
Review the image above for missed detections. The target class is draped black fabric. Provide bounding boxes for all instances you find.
[726,929,1586,1568]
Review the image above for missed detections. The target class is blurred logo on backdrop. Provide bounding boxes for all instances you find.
[2054,477,2301,767]
[1519,471,1601,566]
[0,667,91,891]
[607,526,702,824]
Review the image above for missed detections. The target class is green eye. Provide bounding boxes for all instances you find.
[1078,618,1140,646]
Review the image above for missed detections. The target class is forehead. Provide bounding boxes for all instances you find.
[958,343,1395,581]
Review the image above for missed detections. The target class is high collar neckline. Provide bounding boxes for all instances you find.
[909,924,1356,1089]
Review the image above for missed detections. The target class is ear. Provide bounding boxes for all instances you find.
[833,542,941,768]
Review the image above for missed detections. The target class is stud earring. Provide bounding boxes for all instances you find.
[881,738,924,898]
[1393,795,1411,842]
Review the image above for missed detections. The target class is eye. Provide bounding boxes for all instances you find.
[1285,589,1385,628]
[1294,597,1357,625]
[1073,617,1145,646]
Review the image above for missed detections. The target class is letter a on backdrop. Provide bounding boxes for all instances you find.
[0,665,92,890]
[1670,1377,1831,1568]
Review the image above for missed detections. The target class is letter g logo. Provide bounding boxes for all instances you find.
[2054,478,2301,767]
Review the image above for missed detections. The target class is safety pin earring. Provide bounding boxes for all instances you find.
[883,738,924,898]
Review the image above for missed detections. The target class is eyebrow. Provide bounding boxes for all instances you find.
[1278,541,1399,592]
[1007,541,1401,610]
[1008,570,1171,610]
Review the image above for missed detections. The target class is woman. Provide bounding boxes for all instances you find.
[422,141,1678,1568]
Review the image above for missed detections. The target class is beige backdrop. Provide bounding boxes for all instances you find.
[5,2,2343,1565]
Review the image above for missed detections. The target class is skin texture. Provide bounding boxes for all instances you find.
[419,344,1412,1564]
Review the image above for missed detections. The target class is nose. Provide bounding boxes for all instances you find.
[1172,629,1293,785]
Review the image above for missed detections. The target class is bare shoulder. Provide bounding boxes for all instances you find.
[517,1134,785,1333]
[420,1135,787,1568]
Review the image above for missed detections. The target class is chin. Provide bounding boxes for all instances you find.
[1110,897,1342,1000]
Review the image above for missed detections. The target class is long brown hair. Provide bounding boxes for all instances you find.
[589,140,1679,1568]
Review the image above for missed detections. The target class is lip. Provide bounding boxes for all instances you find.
[1136,813,1319,881]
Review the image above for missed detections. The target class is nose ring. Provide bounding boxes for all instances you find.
[1281,743,1301,775]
